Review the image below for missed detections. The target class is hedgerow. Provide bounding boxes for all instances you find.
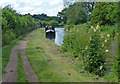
[2,5,37,46]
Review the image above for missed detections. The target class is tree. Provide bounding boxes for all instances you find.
[2,5,37,46]
[49,20,58,27]
[90,2,118,26]
[65,2,89,25]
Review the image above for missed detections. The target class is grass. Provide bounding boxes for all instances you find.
[16,52,28,82]
[26,28,105,82]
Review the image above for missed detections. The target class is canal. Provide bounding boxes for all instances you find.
[46,28,65,46]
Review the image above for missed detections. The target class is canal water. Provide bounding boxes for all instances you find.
[55,28,65,46]
[46,28,65,46]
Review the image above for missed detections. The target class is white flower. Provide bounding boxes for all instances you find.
[96,25,100,30]
[94,29,96,32]
[91,26,93,29]
[107,34,110,37]
[100,66,103,70]
[105,49,109,52]
[105,39,107,43]
[77,30,78,31]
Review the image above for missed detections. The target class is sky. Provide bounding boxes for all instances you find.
[0,0,64,16]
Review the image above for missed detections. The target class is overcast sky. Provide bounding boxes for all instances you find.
[0,0,64,16]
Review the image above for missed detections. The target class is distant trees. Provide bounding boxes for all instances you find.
[58,2,94,25]
[2,5,37,46]
[32,13,47,21]
[90,2,119,26]
[32,13,62,24]
[66,2,89,25]
[59,2,118,26]
[49,20,59,27]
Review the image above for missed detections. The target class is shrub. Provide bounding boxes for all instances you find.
[2,5,37,46]
[84,27,106,76]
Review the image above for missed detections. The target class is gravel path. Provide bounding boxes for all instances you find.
[2,30,39,83]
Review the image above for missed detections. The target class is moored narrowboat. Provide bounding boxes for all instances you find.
[45,26,55,39]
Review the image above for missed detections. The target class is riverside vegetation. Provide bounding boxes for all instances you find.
[1,5,63,75]
[59,2,119,82]
[1,2,120,82]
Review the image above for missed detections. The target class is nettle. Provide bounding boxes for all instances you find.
[84,25,106,76]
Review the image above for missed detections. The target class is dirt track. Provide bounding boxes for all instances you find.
[2,30,39,82]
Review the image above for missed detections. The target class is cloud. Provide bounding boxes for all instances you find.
[49,0,63,5]
[0,0,64,16]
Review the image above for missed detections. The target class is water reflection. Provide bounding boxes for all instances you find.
[46,28,65,46]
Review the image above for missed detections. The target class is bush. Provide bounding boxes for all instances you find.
[2,5,37,46]
[62,24,106,76]
[61,24,89,58]
[84,29,106,76]
[100,24,118,37]
[49,20,58,27]
[90,2,118,26]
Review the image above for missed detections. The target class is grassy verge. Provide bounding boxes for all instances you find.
[16,52,28,82]
[26,28,105,82]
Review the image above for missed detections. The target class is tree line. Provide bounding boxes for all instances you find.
[2,5,37,46]
[58,2,119,26]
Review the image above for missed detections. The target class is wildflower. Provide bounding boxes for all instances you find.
[91,62,93,63]
[91,26,93,29]
[105,39,107,43]
[105,49,109,52]
[77,30,78,31]
[107,34,110,37]
[93,29,96,32]
[96,25,100,30]
[100,66,103,70]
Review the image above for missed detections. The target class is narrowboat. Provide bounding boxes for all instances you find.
[45,26,55,39]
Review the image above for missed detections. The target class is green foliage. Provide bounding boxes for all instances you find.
[62,24,108,76]
[32,14,62,23]
[2,5,37,46]
[84,29,106,76]
[59,22,64,26]
[61,23,90,58]
[65,2,89,25]
[91,2,118,26]
[37,20,42,26]
[100,24,119,38]
[41,21,48,27]
[49,20,59,27]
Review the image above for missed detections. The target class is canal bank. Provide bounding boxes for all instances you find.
[26,28,105,82]
[46,27,118,80]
